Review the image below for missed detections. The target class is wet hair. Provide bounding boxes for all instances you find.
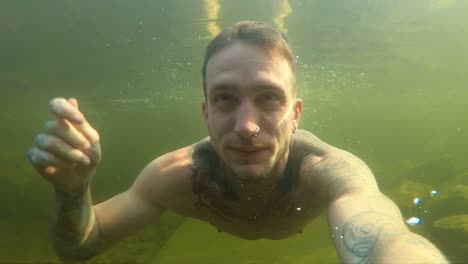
[201,21,296,99]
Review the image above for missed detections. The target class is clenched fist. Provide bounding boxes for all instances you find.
[28,98,101,192]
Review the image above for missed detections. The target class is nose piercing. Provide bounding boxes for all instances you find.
[253,126,260,137]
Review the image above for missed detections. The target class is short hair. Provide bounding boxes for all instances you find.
[201,21,296,99]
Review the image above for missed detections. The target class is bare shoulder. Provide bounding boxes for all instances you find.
[130,137,212,211]
[292,130,332,157]
[295,131,379,205]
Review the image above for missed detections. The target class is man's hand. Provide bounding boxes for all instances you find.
[28,97,101,192]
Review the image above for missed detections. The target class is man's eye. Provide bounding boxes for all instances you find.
[216,94,235,102]
[219,94,233,101]
[214,94,238,108]
[260,93,279,101]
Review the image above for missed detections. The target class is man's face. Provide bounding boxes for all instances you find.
[202,42,302,181]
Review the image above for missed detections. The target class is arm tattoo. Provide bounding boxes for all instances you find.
[52,183,101,260]
[341,211,394,264]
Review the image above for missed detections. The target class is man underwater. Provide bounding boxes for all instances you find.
[28,21,448,263]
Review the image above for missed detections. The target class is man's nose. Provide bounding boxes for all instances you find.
[234,101,259,139]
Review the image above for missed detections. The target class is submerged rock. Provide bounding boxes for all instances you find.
[426,185,468,221]
[453,184,468,199]
[396,179,433,215]
[432,215,468,263]
[433,214,468,244]
[403,157,456,186]
[399,179,433,198]
[395,159,467,262]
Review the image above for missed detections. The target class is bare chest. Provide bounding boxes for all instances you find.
[186,190,323,240]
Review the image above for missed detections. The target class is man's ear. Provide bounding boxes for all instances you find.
[202,101,209,128]
[292,98,303,132]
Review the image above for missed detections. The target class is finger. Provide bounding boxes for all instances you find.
[66,117,100,163]
[74,120,100,148]
[68,97,79,109]
[33,134,91,166]
[44,119,91,149]
[49,98,100,148]
[27,146,76,170]
[49,97,84,124]
[68,98,99,144]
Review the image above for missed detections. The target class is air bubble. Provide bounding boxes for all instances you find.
[406,217,421,225]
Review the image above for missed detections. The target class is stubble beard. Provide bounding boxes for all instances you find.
[224,142,289,184]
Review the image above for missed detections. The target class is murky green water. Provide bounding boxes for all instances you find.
[1,0,467,263]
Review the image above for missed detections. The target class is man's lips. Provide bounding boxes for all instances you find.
[226,145,269,160]
[228,146,268,152]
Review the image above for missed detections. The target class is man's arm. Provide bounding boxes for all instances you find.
[28,98,170,261]
[328,193,448,263]
[52,158,169,261]
[310,148,448,263]
[52,182,100,261]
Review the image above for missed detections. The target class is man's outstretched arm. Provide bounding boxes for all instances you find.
[27,98,166,261]
[51,160,167,262]
[309,148,448,263]
[327,193,448,263]
[52,183,104,261]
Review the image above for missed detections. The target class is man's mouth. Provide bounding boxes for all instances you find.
[226,145,269,160]
[230,146,265,152]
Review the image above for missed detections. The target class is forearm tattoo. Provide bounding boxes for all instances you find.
[340,211,395,264]
[52,183,100,260]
